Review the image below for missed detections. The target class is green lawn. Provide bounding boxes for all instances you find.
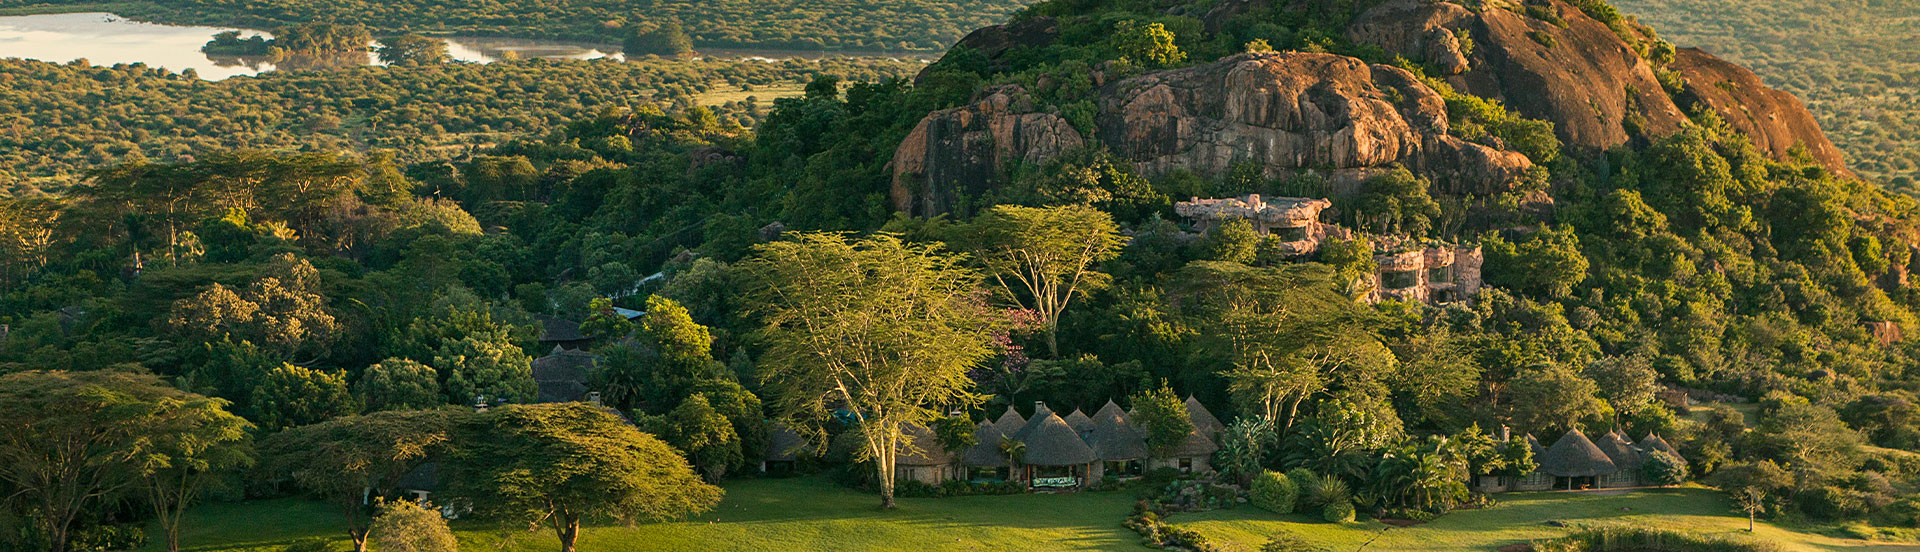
[158,477,1151,552]
[1174,487,1917,552]
[154,479,1920,552]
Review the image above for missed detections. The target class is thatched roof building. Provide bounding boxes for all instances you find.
[1597,431,1643,473]
[531,346,596,403]
[1185,396,1224,438]
[1164,426,1219,459]
[1064,409,1094,436]
[963,420,1017,467]
[992,407,1026,433]
[1539,430,1617,477]
[1093,400,1129,424]
[1638,433,1681,459]
[897,423,952,466]
[1086,406,1149,461]
[1526,433,1546,458]
[1017,404,1096,466]
[766,422,806,462]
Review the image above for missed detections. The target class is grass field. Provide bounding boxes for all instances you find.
[153,478,1918,552]
[694,82,809,110]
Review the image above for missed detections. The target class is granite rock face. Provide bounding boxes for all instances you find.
[890,52,1534,215]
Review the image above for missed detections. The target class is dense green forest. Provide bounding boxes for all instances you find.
[0,0,1030,51]
[6,0,1920,549]
[0,56,920,195]
[1614,0,1920,193]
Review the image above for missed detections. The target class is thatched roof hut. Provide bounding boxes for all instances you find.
[1526,433,1546,458]
[1086,406,1149,461]
[1597,431,1643,472]
[1539,430,1617,477]
[1185,396,1224,438]
[766,422,806,462]
[531,346,596,403]
[1163,426,1219,459]
[1017,405,1096,466]
[992,406,1026,432]
[1638,433,1681,460]
[1094,400,1130,424]
[897,423,952,466]
[963,420,1017,467]
[1064,409,1094,436]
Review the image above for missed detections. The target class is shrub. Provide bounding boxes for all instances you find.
[1321,501,1356,523]
[1145,466,1186,486]
[1641,450,1688,486]
[68,524,147,552]
[1263,529,1330,552]
[281,540,336,552]
[1797,486,1867,521]
[370,499,457,552]
[1532,526,1781,552]
[895,479,943,498]
[1301,473,1350,510]
[1251,471,1300,514]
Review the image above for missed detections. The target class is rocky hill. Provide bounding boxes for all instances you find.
[892,0,1853,215]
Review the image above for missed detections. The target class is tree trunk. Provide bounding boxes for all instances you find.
[1748,512,1755,532]
[558,517,580,552]
[351,529,369,552]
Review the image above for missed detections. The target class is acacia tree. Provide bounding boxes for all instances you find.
[449,403,721,552]
[963,204,1123,357]
[259,409,455,552]
[741,232,1000,508]
[0,369,245,552]
[139,394,254,552]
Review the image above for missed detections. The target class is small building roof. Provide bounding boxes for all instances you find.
[1539,430,1618,477]
[766,422,806,462]
[1597,431,1643,472]
[1163,426,1219,459]
[1185,396,1224,438]
[992,406,1026,431]
[1064,409,1094,436]
[1093,400,1130,424]
[1017,406,1097,466]
[1526,433,1546,458]
[536,316,588,343]
[1086,406,1149,461]
[1638,432,1682,460]
[896,423,952,466]
[532,346,596,403]
[962,420,1017,467]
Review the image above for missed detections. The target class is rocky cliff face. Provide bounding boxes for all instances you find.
[890,52,1535,216]
[890,86,1084,217]
[1667,47,1850,174]
[1339,0,1846,174]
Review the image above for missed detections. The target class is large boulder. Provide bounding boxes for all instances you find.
[1348,0,1687,150]
[1667,47,1850,175]
[889,85,1084,217]
[889,52,1534,216]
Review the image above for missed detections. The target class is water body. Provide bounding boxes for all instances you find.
[0,12,931,80]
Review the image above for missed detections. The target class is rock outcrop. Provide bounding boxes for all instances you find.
[1667,47,1849,175]
[1338,0,1847,175]
[890,52,1534,215]
[1347,0,1687,149]
[890,86,1084,216]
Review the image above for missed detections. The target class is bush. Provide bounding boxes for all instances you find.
[1641,450,1689,486]
[1321,501,1356,523]
[895,479,943,498]
[1145,466,1186,486]
[1532,526,1781,552]
[1797,486,1867,521]
[1251,470,1300,514]
[68,524,146,552]
[1263,529,1330,552]
[1300,473,1350,511]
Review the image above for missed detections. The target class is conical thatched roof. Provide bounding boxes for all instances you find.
[1086,406,1149,460]
[766,422,806,462]
[1539,430,1617,477]
[1185,396,1224,438]
[897,423,952,466]
[1064,409,1094,436]
[1017,407,1096,466]
[1094,400,1130,424]
[1639,432,1681,459]
[1013,403,1055,442]
[993,407,1027,433]
[1526,433,1546,458]
[1596,431,1642,472]
[963,420,1017,467]
[1164,426,1219,458]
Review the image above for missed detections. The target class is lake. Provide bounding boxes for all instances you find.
[0,12,931,80]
